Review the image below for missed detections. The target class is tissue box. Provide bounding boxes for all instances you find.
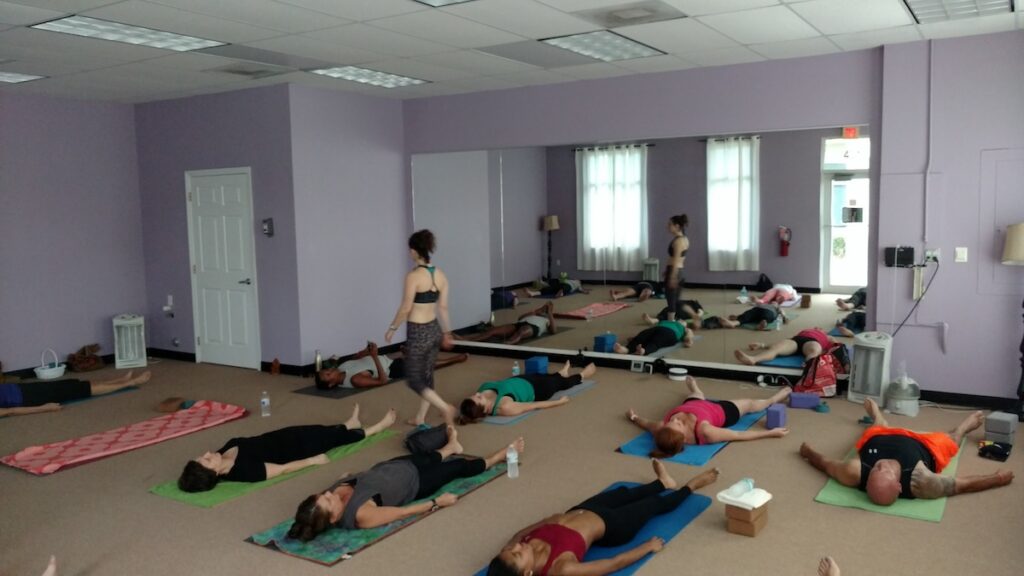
[789,392,820,409]
[986,412,1018,436]
[524,356,548,375]
[594,333,616,353]
[766,404,786,429]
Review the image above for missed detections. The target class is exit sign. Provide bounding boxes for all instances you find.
[842,126,860,138]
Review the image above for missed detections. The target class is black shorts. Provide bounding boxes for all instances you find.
[792,335,815,352]
[682,397,740,428]
[513,321,539,338]
[701,316,723,330]
[388,358,406,379]
[18,379,91,407]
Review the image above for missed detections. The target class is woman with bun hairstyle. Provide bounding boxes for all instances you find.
[663,215,689,321]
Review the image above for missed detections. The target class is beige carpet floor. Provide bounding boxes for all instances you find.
[1,357,1022,576]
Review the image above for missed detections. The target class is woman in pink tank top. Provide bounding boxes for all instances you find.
[733,327,837,367]
[626,375,791,457]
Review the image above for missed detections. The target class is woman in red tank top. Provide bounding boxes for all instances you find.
[486,461,719,576]
[733,327,838,366]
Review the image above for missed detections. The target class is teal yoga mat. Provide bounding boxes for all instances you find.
[484,380,595,425]
[618,410,766,466]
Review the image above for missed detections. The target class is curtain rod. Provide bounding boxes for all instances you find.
[700,136,760,142]
[572,143,654,152]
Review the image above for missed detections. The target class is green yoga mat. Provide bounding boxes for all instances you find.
[247,461,507,565]
[150,429,396,508]
[813,442,963,522]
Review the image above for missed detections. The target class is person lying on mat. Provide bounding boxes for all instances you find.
[834,310,866,337]
[836,287,867,311]
[456,302,557,345]
[458,361,597,423]
[754,283,798,305]
[486,460,718,576]
[177,404,397,492]
[642,299,704,327]
[288,428,523,540]
[0,370,151,417]
[733,327,837,366]
[676,303,788,332]
[800,399,1014,505]
[613,319,693,356]
[626,375,790,457]
[316,341,468,390]
[524,277,590,298]
[610,281,662,302]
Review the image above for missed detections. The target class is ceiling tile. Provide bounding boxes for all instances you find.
[5,0,124,11]
[274,0,428,21]
[828,25,922,51]
[613,53,695,72]
[391,81,470,98]
[147,0,350,33]
[661,0,780,17]
[0,1,65,26]
[0,27,170,62]
[303,23,453,57]
[617,17,739,53]
[681,45,765,66]
[82,1,281,44]
[0,58,81,76]
[415,49,539,75]
[557,61,633,80]
[919,13,1017,39]
[442,0,598,39]
[365,57,474,81]
[369,8,524,49]
[140,51,244,72]
[749,35,839,59]
[789,0,913,35]
[491,68,573,85]
[534,0,640,11]
[447,74,523,91]
[699,5,820,44]
[243,35,385,65]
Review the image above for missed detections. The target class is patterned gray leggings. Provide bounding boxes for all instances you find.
[404,320,441,394]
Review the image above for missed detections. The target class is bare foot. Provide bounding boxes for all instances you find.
[747,342,765,351]
[636,345,646,356]
[962,410,985,434]
[406,417,425,427]
[369,408,397,434]
[642,313,657,326]
[558,360,571,378]
[685,467,720,491]
[652,458,677,489]
[836,298,852,311]
[444,426,464,455]
[610,289,618,301]
[757,320,768,331]
[818,556,840,576]
[344,403,361,429]
[613,343,629,354]
[133,371,153,385]
[734,349,756,366]
[771,387,792,404]
[508,436,525,456]
[580,362,597,379]
[41,556,57,576]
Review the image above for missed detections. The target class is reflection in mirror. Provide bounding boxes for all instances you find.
[444,127,872,374]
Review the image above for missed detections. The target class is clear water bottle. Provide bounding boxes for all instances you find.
[724,478,754,498]
[511,361,521,377]
[506,444,519,478]
[260,390,271,417]
[586,308,593,322]
[740,286,748,301]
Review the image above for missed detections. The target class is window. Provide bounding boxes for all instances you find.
[707,136,760,271]
[576,145,648,271]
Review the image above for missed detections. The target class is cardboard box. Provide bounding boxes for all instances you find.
[727,509,768,537]
[725,504,767,523]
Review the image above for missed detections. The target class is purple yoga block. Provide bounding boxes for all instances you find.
[766,404,787,429]
[789,392,820,409]
[594,333,616,353]
[525,356,548,375]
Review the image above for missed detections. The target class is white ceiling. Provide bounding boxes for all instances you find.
[0,0,1020,103]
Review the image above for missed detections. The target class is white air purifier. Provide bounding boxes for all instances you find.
[643,258,660,282]
[113,314,147,369]
[847,331,892,403]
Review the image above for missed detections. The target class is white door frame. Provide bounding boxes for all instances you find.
[820,171,870,293]
[185,167,262,369]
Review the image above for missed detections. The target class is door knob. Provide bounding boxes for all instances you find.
[238,278,252,285]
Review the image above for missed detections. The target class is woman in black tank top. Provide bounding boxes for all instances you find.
[663,214,690,320]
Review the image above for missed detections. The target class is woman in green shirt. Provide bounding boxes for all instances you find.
[458,361,596,423]
[613,319,693,356]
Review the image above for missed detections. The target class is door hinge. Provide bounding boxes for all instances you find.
[188,191,193,202]
[192,264,197,274]
[196,336,201,346]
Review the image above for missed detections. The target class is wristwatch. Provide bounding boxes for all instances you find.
[430,498,439,512]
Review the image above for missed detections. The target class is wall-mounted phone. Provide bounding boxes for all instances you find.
[262,218,274,237]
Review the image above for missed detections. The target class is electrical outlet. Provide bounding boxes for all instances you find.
[630,360,645,373]
[955,247,968,262]
[924,248,940,262]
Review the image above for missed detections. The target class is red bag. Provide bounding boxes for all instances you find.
[795,354,837,397]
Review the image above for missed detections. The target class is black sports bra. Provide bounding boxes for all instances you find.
[413,265,439,304]
[668,236,688,258]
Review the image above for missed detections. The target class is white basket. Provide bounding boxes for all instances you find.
[34,348,66,380]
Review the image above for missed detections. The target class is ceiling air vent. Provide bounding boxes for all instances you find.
[572,1,686,28]
[206,62,293,80]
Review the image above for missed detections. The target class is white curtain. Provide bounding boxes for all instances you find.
[707,137,760,271]
[576,146,648,271]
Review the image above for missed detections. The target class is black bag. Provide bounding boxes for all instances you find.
[404,424,447,455]
[828,343,851,374]
[754,273,773,292]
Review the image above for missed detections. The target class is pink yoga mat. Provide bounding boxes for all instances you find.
[554,302,630,320]
[1,400,246,475]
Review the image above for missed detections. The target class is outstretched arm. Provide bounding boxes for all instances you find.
[799,443,861,487]
[264,454,329,480]
[501,397,570,416]
[626,409,661,434]
[559,538,662,576]
[355,493,458,529]
[702,425,787,444]
[0,403,62,417]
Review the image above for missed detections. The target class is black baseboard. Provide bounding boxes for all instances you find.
[919,390,1017,411]
[148,348,196,363]
[493,281,534,291]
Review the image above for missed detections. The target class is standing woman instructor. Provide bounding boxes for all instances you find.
[663,214,690,321]
[386,230,457,426]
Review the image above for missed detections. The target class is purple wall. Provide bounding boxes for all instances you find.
[135,85,301,365]
[288,85,407,363]
[0,94,146,370]
[547,128,845,288]
[877,32,1024,398]
[497,147,547,286]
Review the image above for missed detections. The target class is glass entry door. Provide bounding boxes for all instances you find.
[825,175,869,290]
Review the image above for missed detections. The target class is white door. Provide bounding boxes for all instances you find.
[824,175,870,291]
[186,168,262,369]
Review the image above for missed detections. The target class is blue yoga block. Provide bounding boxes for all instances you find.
[594,333,616,353]
[525,356,548,375]
[789,392,820,409]
[766,403,787,429]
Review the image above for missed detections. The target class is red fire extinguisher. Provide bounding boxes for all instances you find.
[779,226,792,257]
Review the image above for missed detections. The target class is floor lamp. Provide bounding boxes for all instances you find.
[1002,222,1024,422]
[543,215,560,281]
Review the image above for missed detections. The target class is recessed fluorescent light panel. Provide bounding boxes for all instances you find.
[542,30,663,62]
[903,0,1014,23]
[310,66,427,88]
[413,0,479,7]
[32,16,225,52]
[0,71,46,83]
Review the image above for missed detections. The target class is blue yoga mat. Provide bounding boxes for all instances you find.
[618,410,766,466]
[760,354,804,368]
[828,327,862,337]
[473,483,711,576]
